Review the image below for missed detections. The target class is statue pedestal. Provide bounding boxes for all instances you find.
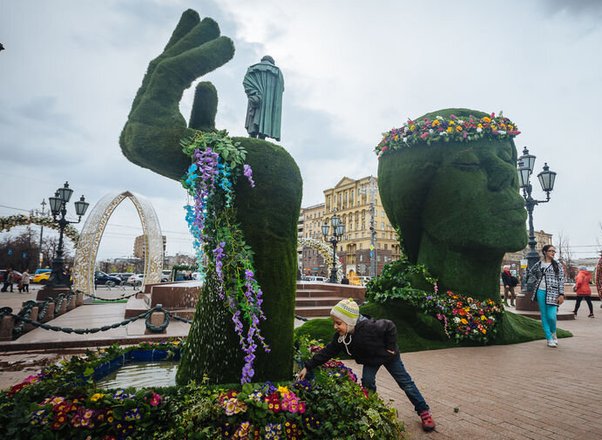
[515,293,539,311]
[513,292,575,320]
[36,286,71,301]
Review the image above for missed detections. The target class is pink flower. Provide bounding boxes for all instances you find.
[149,392,162,407]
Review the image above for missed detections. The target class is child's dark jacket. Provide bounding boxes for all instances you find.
[304,316,399,369]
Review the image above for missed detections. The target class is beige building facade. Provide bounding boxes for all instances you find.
[300,176,400,277]
[134,234,167,260]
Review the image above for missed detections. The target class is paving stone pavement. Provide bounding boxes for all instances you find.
[1,289,601,439]
[343,299,602,439]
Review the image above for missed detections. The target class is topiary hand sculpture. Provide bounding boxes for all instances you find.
[120,9,234,180]
[120,10,302,384]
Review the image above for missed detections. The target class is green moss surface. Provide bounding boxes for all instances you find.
[233,137,303,382]
[378,108,527,299]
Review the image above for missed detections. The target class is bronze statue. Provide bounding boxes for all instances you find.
[243,55,284,141]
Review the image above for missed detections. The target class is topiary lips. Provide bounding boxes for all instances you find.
[377,108,527,300]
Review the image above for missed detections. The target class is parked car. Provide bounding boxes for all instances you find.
[31,269,52,284]
[302,275,327,282]
[33,270,51,284]
[114,273,134,283]
[126,274,145,286]
[161,270,171,283]
[94,271,122,287]
[0,269,21,283]
[1,269,23,284]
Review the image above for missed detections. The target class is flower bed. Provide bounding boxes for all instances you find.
[0,340,403,439]
[367,257,504,344]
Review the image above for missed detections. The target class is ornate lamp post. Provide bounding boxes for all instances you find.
[517,147,557,274]
[39,182,89,297]
[322,212,345,283]
[515,147,556,309]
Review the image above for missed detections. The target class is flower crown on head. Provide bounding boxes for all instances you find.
[375,112,520,157]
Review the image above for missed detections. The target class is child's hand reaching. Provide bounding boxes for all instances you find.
[297,367,308,380]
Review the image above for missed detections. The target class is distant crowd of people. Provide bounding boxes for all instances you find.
[1,267,30,293]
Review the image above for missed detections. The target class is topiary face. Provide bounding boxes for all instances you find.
[421,139,527,253]
[378,108,527,262]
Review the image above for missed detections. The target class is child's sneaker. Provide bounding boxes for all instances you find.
[419,410,436,432]
[552,333,558,345]
[547,339,557,348]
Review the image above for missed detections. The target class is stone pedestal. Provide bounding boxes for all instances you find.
[67,295,76,311]
[24,307,39,332]
[43,303,56,322]
[0,315,14,341]
[144,311,167,334]
[76,291,84,306]
[515,293,539,312]
[36,286,72,301]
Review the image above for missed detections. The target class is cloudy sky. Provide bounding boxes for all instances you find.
[1,0,601,261]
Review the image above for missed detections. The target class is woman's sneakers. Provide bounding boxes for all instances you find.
[547,339,557,348]
[419,410,436,432]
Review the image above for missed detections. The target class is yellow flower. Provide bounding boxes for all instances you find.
[409,124,416,131]
[481,329,487,334]
[277,385,290,396]
[455,125,463,132]
[481,315,487,321]
[446,126,453,133]
[482,116,491,123]
[432,120,440,127]
[90,393,104,402]
[477,123,483,129]
[448,120,455,126]
[460,318,468,325]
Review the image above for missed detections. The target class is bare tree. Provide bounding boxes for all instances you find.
[556,232,577,282]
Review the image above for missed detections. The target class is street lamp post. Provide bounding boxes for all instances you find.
[38,182,89,298]
[515,147,556,309]
[322,212,345,283]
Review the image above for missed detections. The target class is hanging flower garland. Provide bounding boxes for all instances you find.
[299,238,343,282]
[0,214,79,244]
[181,130,268,384]
[375,112,520,157]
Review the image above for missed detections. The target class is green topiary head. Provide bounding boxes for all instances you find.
[377,108,527,298]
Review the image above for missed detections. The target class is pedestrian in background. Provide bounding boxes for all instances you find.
[1,268,14,292]
[573,266,594,318]
[18,270,30,293]
[501,265,518,307]
[527,245,565,348]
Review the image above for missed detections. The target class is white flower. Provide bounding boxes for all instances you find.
[476,127,483,133]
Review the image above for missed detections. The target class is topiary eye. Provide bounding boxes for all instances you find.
[452,150,480,170]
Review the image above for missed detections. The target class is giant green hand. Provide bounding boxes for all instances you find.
[120,9,234,180]
[121,10,302,384]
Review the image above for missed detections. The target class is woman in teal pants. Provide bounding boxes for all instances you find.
[528,244,565,348]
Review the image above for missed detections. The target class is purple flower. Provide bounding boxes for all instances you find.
[243,164,255,187]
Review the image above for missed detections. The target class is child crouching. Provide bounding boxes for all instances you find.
[297,298,436,432]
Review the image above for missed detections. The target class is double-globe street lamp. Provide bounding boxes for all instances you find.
[516,147,556,292]
[322,213,345,283]
[46,182,89,289]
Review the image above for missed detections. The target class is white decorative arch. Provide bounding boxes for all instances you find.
[72,191,163,293]
[299,237,343,282]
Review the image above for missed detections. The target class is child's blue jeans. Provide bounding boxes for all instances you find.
[361,355,429,414]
